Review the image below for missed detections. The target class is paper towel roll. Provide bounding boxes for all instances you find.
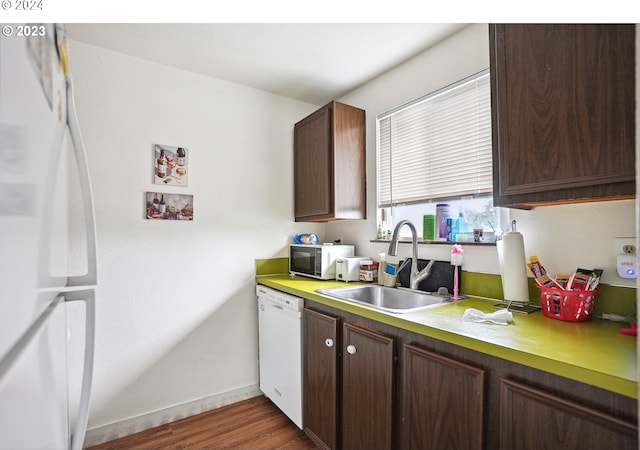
[497,231,530,303]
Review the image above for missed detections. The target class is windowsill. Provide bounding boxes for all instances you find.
[370,239,496,246]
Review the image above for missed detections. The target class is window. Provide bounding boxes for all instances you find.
[376,69,503,241]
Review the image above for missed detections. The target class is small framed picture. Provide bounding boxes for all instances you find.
[145,192,194,221]
[153,143,189,186]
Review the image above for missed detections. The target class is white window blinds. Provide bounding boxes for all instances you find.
[377,70,492,207]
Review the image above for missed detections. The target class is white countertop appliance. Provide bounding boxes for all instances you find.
[0,24,98,450]
[289,244,354,280]
[335,256,370,282]
[257,285,303,429]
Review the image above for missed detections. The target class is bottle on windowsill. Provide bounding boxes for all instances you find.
[453,212,468,241]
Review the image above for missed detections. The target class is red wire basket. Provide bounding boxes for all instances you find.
[537,286,597,322]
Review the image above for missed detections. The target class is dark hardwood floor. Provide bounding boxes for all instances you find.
[88,395,317,449]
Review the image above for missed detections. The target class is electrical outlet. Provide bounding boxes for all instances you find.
[615,238,636,255]
[615,238,637,279]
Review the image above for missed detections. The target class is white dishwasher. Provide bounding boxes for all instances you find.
[256,285,303,429]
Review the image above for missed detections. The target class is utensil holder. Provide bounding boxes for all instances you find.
[380,272,397,288]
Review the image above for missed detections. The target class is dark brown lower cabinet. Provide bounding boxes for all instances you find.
[401,344,485,450]
[303,308,395,450]
[342,323,395,450]
[500,378,637,450]
[303,308,339,450]
[300,298,637,450]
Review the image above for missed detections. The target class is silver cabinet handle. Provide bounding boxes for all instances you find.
[346,344,357,355]
[325,338,334,348]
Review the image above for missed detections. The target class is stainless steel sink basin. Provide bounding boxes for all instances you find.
[316,284,452,313]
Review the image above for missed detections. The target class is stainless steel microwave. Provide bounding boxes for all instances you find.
[289,244,355,280]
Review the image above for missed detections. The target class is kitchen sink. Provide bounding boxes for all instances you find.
[316,284,453,313]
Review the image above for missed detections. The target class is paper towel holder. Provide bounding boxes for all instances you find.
[492,220,540,314]
[492,300,539,314]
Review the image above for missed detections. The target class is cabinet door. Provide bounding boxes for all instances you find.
[342,322,395,450]
[294,104,333,220]
[302,308,339,450]
[332,102,366,220]
[294,101,366,221]
[401,344,485,450]
[500,378,637,450]
[490,24,635,208]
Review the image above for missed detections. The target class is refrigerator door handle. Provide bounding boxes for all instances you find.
[65,75,98,288]
[64,289,96,450]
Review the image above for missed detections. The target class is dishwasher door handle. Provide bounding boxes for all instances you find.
[259,302,284,312]
[259,299,302,319]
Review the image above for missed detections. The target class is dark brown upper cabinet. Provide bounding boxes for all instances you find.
[489,24,636,209]
[294,101,366,221]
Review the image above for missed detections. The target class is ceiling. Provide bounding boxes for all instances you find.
[65,23,468,105]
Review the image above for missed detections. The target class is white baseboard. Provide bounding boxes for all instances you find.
[83,384,262,448]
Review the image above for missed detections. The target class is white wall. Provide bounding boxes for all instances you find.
[329,23,636,288]
[66,41,322,444]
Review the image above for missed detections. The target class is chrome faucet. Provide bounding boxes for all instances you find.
[388,220,434,290]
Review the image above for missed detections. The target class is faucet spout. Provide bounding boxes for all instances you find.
[388,220,431,290]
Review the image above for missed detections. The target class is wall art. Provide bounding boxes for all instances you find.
[145,192,194,221]
[153,143,189,186]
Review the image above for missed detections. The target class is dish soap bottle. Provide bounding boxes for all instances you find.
[453,212,468,241]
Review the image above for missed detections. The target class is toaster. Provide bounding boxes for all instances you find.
[335,257,370,282]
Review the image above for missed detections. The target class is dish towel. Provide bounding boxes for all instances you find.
[462,308,513,326]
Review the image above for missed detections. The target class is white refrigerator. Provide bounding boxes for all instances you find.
[0,24,97,450]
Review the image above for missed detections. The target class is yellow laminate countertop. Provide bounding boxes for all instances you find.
[257,274,638,399]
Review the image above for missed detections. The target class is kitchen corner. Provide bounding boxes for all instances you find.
[3,20,636,450]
